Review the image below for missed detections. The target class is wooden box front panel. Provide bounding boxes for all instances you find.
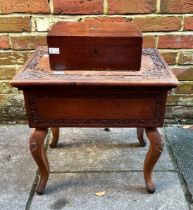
[47,22,142,71]
[24,88,167,128]
[48,37,142,71]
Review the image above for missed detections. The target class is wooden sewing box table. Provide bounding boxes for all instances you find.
[11,46,179,195]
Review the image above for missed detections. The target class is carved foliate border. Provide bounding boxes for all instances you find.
[14,47,172,81]
[27,92,164,127]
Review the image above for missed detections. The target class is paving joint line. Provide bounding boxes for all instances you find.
[25,172,39,210]
[49,169,177,174]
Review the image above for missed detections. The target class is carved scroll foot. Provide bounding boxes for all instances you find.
[49,127,60,148]
[144,128,164,194]
[137,128,146,147]
[29,128,49,195]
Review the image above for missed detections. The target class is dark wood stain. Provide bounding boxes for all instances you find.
[47,21,143,71]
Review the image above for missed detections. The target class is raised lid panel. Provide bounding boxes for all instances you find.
[48,21,142,37]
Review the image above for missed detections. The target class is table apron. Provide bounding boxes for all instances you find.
[23,89,168,128]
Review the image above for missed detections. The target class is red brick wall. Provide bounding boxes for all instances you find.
[0,0,193,123]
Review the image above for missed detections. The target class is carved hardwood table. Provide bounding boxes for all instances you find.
[11,47,179,195]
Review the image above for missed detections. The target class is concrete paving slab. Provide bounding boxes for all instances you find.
[0,125,31,146]
[165,127,193,199]
[0,126,189,210]
[0,125,36,210]
[48,128,174,172]
[31,172,189,210]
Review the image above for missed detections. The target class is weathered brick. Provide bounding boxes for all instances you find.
[84,16,181,31]
[164,118,183,124]
[52,0,103,14]
[108,0,156,14]
[0,36,10,49]
[133,16,181,32]
[0,107,26,123]
[0,94,26,122]
[0,17,31,32]
[0,66,17,80]
[0,94,23,107]
[0,0,49,14]
[178,51,193,64]
[175,81,193,94]
[184,17,193,31]
[159,51,177,65]
[161,0,193,13]
[166,117,193,124]
[166,106,193,120]
[32,16,82,32]
[83,16,181,33]
[165,106,193,123]
[83,16,131,23]
[172,66,193,80]
[10,35,47,50]
[143,36,156,48]
[0,51,32,65]
[158,35,193,49]
[167,94,193,106]
[0,81,18,94]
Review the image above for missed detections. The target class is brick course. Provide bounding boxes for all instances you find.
[0,51,32,65]
[160,51,178,65]
[108,0,156,14]
[178,51,193,65]
[0,17,31,32]
[132,16,182,32]
[10,35,47,50]
[172,66,193,81]
[160,0,193,14]
[158,35,193,49]
[0,0,49,14]
[52,0,103,14]
[0,66,17,80]
[84,16,182,32]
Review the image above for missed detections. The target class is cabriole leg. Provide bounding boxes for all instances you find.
[144,128,164,193]
[49,127,60,148]
[29,128,49,195]
[137,128,146,147]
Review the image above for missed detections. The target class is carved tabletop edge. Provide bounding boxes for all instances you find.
[10,46,180,89]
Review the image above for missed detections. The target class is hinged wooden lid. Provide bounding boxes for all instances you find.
[48,21,142,38]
